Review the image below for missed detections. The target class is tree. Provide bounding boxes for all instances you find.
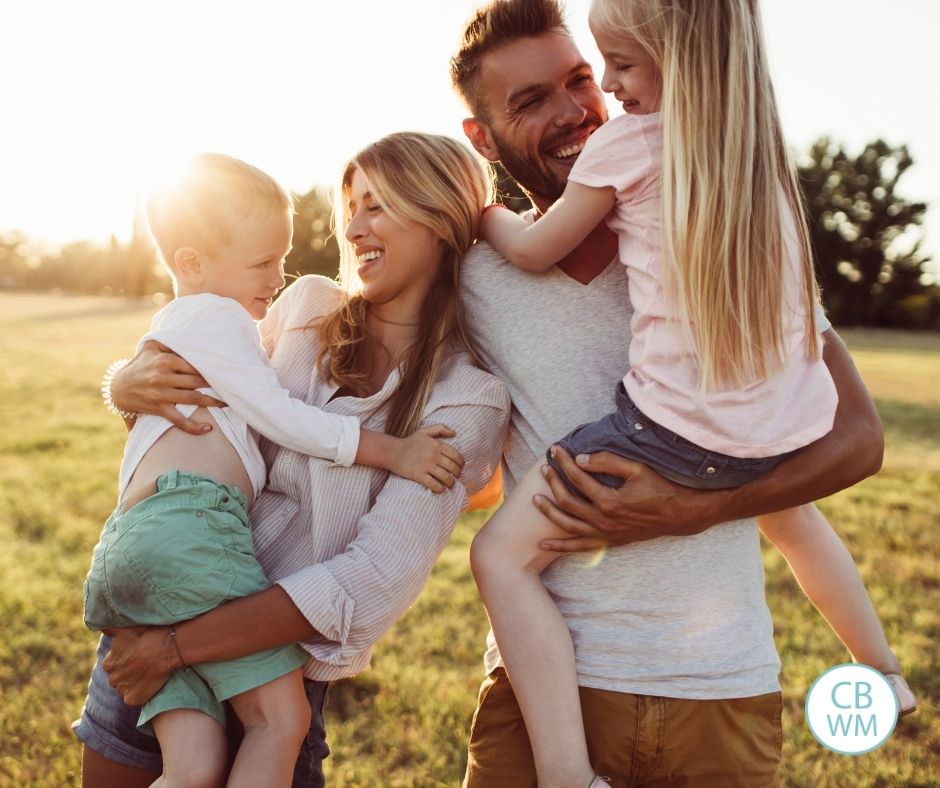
[286,187,340,283]
[798,138,936,327]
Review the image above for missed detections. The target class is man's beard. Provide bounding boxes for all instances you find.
[489,128,567,205]
[488,114,606,206]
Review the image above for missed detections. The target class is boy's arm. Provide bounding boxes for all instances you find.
[536,327,884,549]
[482,182,615,272]
[357,425,465,493]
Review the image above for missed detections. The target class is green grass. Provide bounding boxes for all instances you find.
[0,293,937,787]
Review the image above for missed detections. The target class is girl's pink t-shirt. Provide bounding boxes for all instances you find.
[568,112,837,457]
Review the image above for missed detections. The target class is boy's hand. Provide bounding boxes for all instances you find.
[113,341,224,435]
[394,424,465,493]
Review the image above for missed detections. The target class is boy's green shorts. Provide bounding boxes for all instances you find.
[83,469,309,733]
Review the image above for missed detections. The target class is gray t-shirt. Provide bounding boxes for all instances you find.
[460,241,780,699]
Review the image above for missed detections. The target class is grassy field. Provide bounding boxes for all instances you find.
[0,292,937,787]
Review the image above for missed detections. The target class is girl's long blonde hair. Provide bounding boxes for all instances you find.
[317,132,490,438]
[592,0,820,389]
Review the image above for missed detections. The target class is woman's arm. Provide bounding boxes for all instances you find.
[110,341,220,435]
[104,392,509,703]
[482,182,615,272]
[536,327,884,549]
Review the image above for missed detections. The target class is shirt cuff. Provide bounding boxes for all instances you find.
[333,414,362,468]
[276,566,354,665]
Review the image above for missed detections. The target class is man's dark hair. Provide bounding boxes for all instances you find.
[450,0,568,120]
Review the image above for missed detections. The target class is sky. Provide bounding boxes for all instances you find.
[1,0,937,265]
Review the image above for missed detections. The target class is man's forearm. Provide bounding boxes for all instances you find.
[701,328,883,525]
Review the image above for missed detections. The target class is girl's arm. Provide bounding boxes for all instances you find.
[482,182,615,272]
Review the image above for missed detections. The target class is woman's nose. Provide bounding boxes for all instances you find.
[345,212,364,242]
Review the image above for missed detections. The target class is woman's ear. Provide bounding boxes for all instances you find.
[174,246,203,283]
[463,117,500,162]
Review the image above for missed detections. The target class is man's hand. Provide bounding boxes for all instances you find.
[101,626,177,706]
[112,341,223,434]
[534,447,722,551]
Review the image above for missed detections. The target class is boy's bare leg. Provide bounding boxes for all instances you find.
[759,504,916,713]
[470,464,596,788]
[151,708,228,788]
[226,669,311,788]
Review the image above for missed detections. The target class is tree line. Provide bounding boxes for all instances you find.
[0,137,935,329]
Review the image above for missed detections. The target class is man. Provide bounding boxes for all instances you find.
[451,1,883,785]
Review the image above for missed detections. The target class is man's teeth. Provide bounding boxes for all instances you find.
[553,140,586,159]
[358,250,382,263]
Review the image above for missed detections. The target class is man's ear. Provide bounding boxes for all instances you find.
[463,117,500,162]
[174,246,203,281]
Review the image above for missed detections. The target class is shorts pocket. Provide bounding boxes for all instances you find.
[108,507,237,622]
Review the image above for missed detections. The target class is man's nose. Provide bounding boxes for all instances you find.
[553,89,588,127]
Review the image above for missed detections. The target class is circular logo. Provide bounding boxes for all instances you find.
[804,664,898,754]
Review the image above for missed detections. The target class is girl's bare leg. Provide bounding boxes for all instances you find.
[759,503,916,713]
[470,464,596,788]
[151,709,228,788]
[226,669,310,788]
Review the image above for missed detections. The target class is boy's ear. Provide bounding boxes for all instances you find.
[174,246,203,280]
[463,117,500,163]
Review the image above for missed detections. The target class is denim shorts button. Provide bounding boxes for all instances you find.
[221,496,229,503]
[635,423,644,430]
[705,466,716,474]
[196,510,204,517]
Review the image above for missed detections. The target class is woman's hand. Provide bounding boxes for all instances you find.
[101,626,178,706]
[112,340,223,435]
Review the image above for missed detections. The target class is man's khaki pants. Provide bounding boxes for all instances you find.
[464,669,782,787]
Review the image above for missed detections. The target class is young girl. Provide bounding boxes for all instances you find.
[472,1,915,786]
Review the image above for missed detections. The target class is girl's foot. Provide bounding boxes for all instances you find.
[885,673,917,717]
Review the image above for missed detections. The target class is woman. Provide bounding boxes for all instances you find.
[75,132,510,787]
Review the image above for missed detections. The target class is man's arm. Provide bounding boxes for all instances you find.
[537,328,884,550]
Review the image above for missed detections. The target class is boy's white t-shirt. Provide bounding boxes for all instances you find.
[118,294,361,501]
[568,112,838,458]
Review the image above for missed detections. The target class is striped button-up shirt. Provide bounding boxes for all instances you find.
[250,276,510,681]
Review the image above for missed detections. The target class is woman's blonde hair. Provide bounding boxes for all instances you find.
[317,132,491,437]
[591,0,820,389]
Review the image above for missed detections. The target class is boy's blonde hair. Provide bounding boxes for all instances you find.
[318,132,491,438]
[145,153,293,274]
[591,0,820,390]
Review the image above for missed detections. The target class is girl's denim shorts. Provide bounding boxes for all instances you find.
[546,383,790,497]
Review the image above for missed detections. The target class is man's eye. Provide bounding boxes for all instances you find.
[518,96,543,111]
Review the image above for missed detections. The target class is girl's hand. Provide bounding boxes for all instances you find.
[113,341,223,434]
[394,424,465,493]
[101,626,177,706]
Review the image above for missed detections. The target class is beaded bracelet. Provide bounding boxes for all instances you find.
[101,358,139,420]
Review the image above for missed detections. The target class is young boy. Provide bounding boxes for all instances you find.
[84,153,464,787]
